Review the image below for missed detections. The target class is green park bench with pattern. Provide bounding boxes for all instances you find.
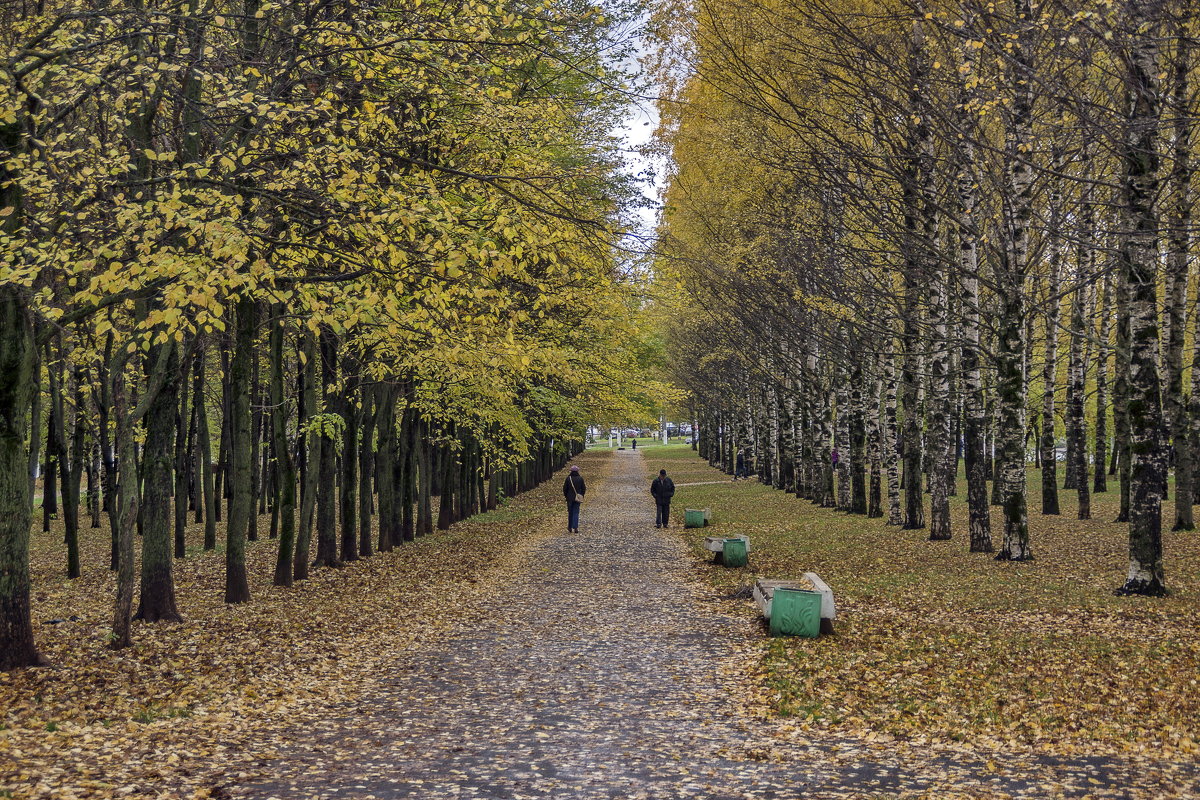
[752,573,835,637]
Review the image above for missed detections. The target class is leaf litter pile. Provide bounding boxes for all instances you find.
[0,453,603,799]
[648,445,1200,775]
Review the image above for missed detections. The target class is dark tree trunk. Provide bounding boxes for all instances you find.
[98,334,118,568]
[135,340,183,623]
[0,285,42,670]
[215,347,231,524]
[375,384,397,551]
[47,347,80,578]
[437,428,457,530]
[174,350,191,559]
[195,354,217,550]
[340,352,358,562]
[224,298,255,604]
[270,310,298,587]
[42,357,58,533]
[358,383,374,557]
[247,333,262,543]
[401,405,417,541]
[294,330,319,581]
[417,417,433,535]
[313,326,340,569]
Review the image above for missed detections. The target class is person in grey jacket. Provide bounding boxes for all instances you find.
[650,469,676,528]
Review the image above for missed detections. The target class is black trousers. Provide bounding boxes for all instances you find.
[656,502,671,526]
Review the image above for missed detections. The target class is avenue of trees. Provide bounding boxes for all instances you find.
[654,0,1194,594]
[1,0,666,670]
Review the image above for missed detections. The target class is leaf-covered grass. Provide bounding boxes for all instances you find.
[0,451,608,798]
[643,447,1200,759]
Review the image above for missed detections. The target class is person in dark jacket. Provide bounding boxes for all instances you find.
[734,449,747,481]
[563,465,586,533]
[651,469,676,528]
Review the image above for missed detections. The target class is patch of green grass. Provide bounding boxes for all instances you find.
[132,704,192,724]
[641,448,1200,756]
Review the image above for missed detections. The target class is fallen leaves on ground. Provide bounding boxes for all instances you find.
[0,452,606,799]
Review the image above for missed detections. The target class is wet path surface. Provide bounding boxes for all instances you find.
[238,452,1200,799]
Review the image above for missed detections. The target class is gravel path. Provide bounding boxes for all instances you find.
[237,451,1200,799]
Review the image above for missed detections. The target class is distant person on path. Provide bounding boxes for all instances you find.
[831,448,840,469]
[632,438,637,449]
[651,469,676,528]
[734,449,747,481]
[563,465,586,533]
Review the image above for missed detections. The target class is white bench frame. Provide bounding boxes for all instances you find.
[752,572,835,633]
[702,534,750,555]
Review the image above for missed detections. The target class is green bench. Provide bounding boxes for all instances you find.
[752,573,836,637]
[703,534,749,567]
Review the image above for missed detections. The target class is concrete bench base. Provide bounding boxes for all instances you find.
[704,535,749,565]
[753,573,835,635]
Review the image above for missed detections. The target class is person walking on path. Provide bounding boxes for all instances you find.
[734,449,746,481]
[563,465,586,533]
[651,469,675,528]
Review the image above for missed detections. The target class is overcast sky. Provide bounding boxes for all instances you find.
[613,33,665,240]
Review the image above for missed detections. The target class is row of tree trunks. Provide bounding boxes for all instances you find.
[3,297,587,666]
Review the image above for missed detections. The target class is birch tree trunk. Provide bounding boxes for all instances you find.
[884,349,903,525]
[1114,230,1133,522]
[867,363,883,519]
[1166,15,1193,530]
[900,18,928,531]
[928,262,952,540]
[1094,270,1111,494]
[960,244,991,551]
[1041,183,1063,514]
[1117,0,1168,595]
[1068,281,1091,520]
[996,0,1035,561]
[836,363,852,512]
[850,358,867,514]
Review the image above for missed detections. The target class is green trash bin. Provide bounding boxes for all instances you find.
[769,588,822,637]
[722,537,748,567]
[684,509,707,528]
